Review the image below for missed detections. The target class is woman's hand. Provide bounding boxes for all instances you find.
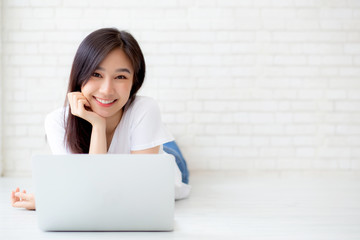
[11,187,36,210]
[67,92,105,127]
[68,92,108,154]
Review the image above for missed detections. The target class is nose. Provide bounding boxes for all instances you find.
[99,77,115,96]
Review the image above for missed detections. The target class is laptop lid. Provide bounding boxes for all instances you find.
[32,154,175,231]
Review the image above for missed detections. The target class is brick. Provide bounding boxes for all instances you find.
[336,125,360,135]
[186,123,205,135]
[5,0,30,7]
[275,113,293,123]
[308,56,352,65]
[344,44,360,54]
[194,136,216,146]
[260,147,295,157]
[10,55,42,65]
[205,124,238,135]
[325,90,347,99]
[195,113,220,123]
[297,90,324,99]
[249,113,275,124]
[320,20,343,30]
[239,101,277,111]
[62,0,89,7]
[326,113,360,123]
[330,78,360,88]
[203,101,238,112]
[162,102,186,112]
[270,136,293,146]
[262,19,286,30]
[232,147,259,157]
[7,31,44,42]
[296,147,315,157]
[217,0,253,7]
[335,101,360,111]
[55,8,83,18]
[320,8,353,19]
[33,8,54,18]
[166,124,187,136]
[274,55,307,65]
[297,9,319,18]
[253,125,285,135]
[286,125,317,134]
[318,147,351,158]
[30,0,61,7]
[294,113,319,123]
[4,8,33,18]
[293,136,317,146]
[235,8,260,17]
[273,90,298,99]
[216,136,251,147]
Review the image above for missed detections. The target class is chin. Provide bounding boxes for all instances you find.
[94,108,122,119]
[95,111,115,118]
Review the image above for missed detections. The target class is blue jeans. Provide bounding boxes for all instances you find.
[163,141,189,184]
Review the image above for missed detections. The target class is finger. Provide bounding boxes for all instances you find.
[14,192,30,201]
[11,191,16,205]
[68,92,82,99]
[70,92,85,99]
[84,98,91,107]
[73,94,87,108]
[77,99,90,116]
[15,188,20,201]
[77,98,87,109]
[23,190,26,194]
[69,94,79,115]
[15,201,34,210]
[13,201,29,209]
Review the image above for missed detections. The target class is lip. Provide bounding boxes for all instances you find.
[93,96,117,107]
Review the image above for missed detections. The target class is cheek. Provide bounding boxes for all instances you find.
[126,80,134,92]
[81,81,94,95]
[127,83,133,92]
[80,87,93,103]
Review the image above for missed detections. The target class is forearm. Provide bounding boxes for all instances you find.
[89,125,107,154]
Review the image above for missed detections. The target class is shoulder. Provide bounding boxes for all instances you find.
[131,96,159,108]
[45,107,68,129]
[127,96,160,114]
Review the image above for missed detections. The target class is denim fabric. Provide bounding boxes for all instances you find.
[163,141,189,184]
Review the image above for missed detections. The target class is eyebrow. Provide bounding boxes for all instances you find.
[96,66,131,74]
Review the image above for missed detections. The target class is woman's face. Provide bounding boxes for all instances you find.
[81,48,134,119]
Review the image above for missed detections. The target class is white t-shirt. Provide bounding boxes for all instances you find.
[44,96,191,199]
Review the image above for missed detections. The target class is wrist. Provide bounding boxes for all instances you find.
[91,119,106,130]
[89,122,107,154]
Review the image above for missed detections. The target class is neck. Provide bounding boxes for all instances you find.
[105,108,123,134]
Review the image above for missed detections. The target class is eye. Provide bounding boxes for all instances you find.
[115,75,127,79]
[92,72,102,78]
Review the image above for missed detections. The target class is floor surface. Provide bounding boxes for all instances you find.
[1,170,360,239]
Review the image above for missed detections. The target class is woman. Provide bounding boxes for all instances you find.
[11,28,190,210]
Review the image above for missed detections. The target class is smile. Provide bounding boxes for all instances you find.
[94,97,117,106]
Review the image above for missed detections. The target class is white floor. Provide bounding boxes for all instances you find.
[1,170,360,240]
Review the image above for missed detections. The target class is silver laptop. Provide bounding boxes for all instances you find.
[32,154,175,231]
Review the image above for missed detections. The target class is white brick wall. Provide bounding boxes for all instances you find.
[0,0,2,176]
[2,0,360,176]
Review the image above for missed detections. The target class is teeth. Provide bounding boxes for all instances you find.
[96,98,116,104]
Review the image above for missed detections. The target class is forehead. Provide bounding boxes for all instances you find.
[99,48,133,70]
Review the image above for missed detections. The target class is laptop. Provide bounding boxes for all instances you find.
[32,154,175,231]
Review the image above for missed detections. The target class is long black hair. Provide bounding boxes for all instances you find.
[64,28,146,153]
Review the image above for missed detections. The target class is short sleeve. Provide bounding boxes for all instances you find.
[44,108,70,154]
[129,97,174,151]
